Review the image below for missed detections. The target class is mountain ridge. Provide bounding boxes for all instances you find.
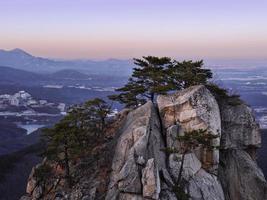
[0,66,93,85]
[0,48,133,76]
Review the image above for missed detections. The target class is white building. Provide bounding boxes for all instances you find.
[19,91,31,99]
[0,94,11,99]
[10,96,20,106]
[27,99,38,106]
[39,100,48,105]
[57,103,66,112]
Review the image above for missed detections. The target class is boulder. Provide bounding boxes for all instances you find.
[219,149,267,200]
[142,158,161,199]
[106,102,168,199]
[169,153,202,182]
[117,152,142,193]
[157,85,221,135]
[218,100,267,200]
[157,85,221,170]
[188,169,224,200]
[220,103,261,149]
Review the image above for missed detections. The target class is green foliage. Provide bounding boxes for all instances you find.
[176,129,219,151]
[132,56,173,99]
[42,98,111,187]
[43,98,112,160]
[42,115,81,162]
[109,56,173,107]
[161,147,180,155]
[173,184,190,200]
[67,98,112,140]
[206,83,242,106]
[166,129,219,197]
[167,60,212,89]
[83,98,112,134]
[206,83,228,100]
[227,95,243,106]
[110,57,213,108]
[109,78,147,108]
[34,163,53,182]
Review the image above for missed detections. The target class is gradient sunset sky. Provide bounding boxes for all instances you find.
[1,0,267,60]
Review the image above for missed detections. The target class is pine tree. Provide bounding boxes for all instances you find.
[109,56,173,107]
[110,57,213,108]
[42,98,112,187]
[132,56,173,101]
[84,98,112,134]
[167,60,212,89]
[165,129,219,199]
[109,78,146,108]
[42,114,83,187]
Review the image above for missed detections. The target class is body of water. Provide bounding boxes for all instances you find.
[17,124,45,135]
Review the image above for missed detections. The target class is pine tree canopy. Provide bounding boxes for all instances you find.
[109,56,213,108]
[42,97,112,185]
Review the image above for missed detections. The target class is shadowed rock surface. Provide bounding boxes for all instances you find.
[218,101,267,200]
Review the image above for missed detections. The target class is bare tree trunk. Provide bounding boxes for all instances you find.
[177,151,186,186]
[101,117,105,134]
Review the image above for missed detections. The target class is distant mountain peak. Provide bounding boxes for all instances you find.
[10,48,32,56]
[0,48,133,75]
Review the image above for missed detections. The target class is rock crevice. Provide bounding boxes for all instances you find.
[106,85,266,200]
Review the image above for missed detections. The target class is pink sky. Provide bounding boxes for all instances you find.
[0,0,267,59]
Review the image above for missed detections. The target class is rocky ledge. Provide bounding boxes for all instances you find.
[22,85,267,200]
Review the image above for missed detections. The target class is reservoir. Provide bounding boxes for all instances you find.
[17,124,45,135]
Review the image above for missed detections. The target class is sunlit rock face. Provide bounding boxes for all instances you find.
[105,101,172,200]
[157,85,221,171]
[157,85,224,200]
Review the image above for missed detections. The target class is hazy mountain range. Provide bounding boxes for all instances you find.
[0,66,93,85]
[1,48,267,76]
[0,48,133,76]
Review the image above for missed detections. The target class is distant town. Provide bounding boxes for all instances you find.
[0,91,66,116]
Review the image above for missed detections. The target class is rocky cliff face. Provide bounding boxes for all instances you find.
[21,85,267,200]
[218,102,266,200]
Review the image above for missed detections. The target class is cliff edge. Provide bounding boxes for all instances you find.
[21,85,267,200]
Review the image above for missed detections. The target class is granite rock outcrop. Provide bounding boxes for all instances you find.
[22,85,267,200]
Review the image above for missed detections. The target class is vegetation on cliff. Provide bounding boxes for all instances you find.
[164,129,219,200]
[42,98,112,188]
[109,56,213,107]
[27,56,245,199]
